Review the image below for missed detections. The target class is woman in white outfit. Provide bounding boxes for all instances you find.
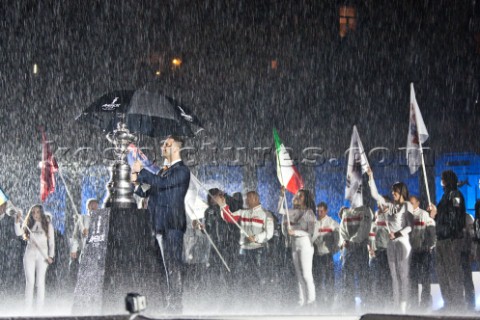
[367,169,413,313]
[280,188,316,307]
[15,204,55,310]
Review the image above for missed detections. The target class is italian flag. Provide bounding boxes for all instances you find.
[273,128,304,194]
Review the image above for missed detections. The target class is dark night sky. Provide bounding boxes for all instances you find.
[0,0,479,205]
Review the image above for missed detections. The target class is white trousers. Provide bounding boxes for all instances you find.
[387,236,411,306]
[291,236,315,305]
[24,247,49,310]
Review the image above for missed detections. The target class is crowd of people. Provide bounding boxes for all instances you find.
[0,135,478,316]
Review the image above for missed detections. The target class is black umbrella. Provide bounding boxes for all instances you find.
[76,89,203,137]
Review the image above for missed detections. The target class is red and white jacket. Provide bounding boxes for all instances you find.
[312,215,340,255]
[339,206,373,245]
[369,210,390,252]
[410,207,436,252]
[221,205,274,250]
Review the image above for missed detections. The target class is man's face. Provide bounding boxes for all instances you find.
[246,193,259,209]
[410,197,419,209]
[161,138,175,158]
[317,206,327,219]
[88,201,99,211]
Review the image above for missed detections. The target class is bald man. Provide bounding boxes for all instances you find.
[216,191,274,301]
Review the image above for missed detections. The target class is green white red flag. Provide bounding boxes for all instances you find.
[273,128,304,194]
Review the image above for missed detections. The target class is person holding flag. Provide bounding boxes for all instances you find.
[14,204,55,311]
[367,169,413,314]
[273,128,316,308]
[279,187,316,309]
[216,191,274,306]
[339,126,373,310]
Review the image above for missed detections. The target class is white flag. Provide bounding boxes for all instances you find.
[184,173,209,220]
[406,83,429,174]
[345,125,370,207]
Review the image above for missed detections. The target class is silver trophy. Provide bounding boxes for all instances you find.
[104,116,138,208]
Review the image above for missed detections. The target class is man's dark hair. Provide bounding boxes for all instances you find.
[207,188,223,206]
[167,135,184,148]
[317,202,328,211]
[441,170,458,190]
[409,195,420,203]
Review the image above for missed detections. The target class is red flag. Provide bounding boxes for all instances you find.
[40,130,58,202]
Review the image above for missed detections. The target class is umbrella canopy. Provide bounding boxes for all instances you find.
[76,89,203,137]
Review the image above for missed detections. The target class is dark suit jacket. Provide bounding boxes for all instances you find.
[136,161,190,233]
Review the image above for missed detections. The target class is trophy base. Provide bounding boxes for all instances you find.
[72,207,166,315]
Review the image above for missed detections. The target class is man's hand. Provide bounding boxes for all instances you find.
[82,228,88,237]
[389,232,396,240]
[47,257,54,264]
[427,203,437,219]
[192,220,205,230]
[246,235,256,243]
[342,240,349,249]
[70,252,78,260]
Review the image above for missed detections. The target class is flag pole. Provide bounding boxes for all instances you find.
[274,138,291,229]
[190,211,231,272]
[418,141,431,205]
[186,175,231,272]
[200,227,231,272]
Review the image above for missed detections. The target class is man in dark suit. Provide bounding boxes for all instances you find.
[132,135,190,314]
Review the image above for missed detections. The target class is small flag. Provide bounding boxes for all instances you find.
[0,187,9,206]
[345,126,370,207]
[273,128,304,194]
[127,143,161,175]
[406,83,429,174]
[40,130,58,202]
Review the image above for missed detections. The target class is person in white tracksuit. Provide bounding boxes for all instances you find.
[368,169,413,314]
[14,204,55,310]
[312,202,339,307]
[280,188,316,307]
